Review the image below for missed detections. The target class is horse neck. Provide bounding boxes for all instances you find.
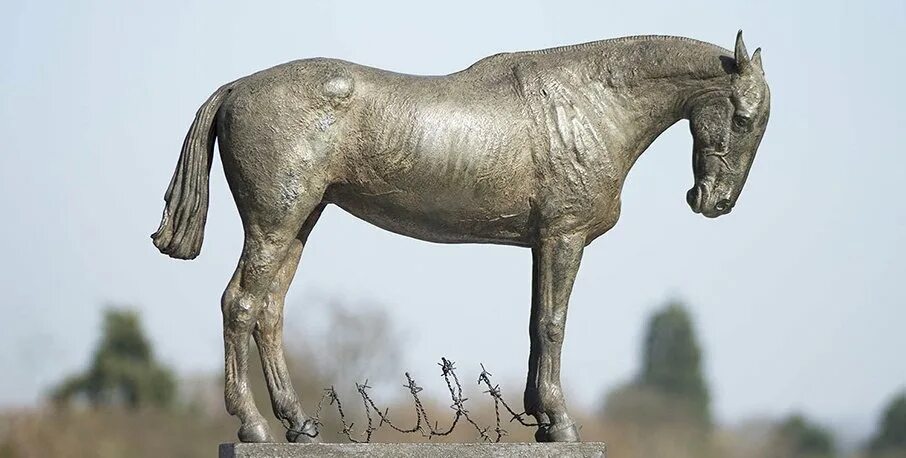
[521,38,733,180]
[582,69,733,182]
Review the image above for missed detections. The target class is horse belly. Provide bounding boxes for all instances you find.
[330,129,535,245]
[329,187,533,245]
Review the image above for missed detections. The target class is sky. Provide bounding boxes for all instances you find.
[1,0,904,443]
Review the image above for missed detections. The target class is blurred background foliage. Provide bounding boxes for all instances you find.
[50,309,176,409]
[867,393,906,458]
[0,300,903,458]
[771,414,837,458]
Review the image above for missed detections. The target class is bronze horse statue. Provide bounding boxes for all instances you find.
[153,31,770,442]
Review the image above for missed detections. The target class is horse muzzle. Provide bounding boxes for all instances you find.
[687,184,733,218]
[687,185,704,214]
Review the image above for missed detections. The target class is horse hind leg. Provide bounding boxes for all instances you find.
[222,248,274,442]
[221,193,326,442]
[253,204,326,442]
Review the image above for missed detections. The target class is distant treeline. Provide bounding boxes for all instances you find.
[0,301,903,458]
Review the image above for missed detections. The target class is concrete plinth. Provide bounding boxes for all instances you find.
[219,442,607,457]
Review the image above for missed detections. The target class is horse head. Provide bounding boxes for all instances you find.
[687,31,771,218]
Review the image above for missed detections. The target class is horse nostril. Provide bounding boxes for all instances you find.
[715,199,731,212]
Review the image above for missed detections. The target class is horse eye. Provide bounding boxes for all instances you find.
[733,115,750,129]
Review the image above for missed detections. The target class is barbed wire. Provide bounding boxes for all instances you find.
[289,357,551,443]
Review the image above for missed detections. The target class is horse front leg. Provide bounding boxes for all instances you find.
[525,232,584,442]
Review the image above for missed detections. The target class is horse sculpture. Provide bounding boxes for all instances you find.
[153,31,770,443]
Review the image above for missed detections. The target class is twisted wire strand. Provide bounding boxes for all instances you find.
[285,358,552,442]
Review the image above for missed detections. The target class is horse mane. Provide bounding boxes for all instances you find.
[519,34,731,57]
[468,35,735,83]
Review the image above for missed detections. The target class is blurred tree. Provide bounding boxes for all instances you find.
[772,414,836,458]
[600,301,713,457]
[868,391,906,456]
[639,301,711,426]
[52,308,175,409]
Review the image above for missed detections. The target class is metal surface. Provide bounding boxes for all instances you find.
[153,31,770,443]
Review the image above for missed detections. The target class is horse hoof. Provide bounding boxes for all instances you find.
[286,422,320,443]
[238,422,273,443]
[535,422,580,442]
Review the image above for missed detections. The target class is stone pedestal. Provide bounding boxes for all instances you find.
[219,442,607,457]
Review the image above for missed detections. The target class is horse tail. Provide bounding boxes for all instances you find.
[151,82,233,259]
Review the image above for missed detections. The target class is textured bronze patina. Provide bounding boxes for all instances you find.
[153,32,770,443]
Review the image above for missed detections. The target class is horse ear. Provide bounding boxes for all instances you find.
[735,30,750,72]
[751,47,764,74]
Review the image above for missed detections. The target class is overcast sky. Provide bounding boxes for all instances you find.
[1,0,904,442]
